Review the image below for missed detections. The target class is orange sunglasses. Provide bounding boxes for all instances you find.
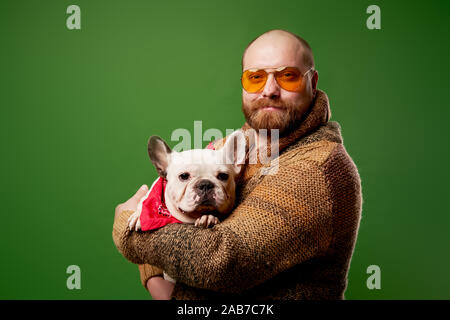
[241,66,314,93]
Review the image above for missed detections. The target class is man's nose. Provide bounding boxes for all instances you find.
[261,73,280,99]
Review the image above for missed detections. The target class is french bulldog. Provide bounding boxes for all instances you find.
[127,132,245,283]
[128,130,245,240]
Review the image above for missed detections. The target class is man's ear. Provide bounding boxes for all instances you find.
[148,136,172,178]
[312,70,319,97]
[220,130,247,175]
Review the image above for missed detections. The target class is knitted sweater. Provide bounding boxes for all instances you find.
[112,90,362,300]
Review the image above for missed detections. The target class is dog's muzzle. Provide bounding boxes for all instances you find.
[195,179,215,195]
[193,179,217,208]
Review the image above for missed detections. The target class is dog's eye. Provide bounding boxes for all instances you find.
[217,172,229,181]
[179,172,190,181]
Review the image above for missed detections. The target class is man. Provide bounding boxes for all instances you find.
[113,29,362,299]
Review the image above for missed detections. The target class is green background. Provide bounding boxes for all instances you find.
[1,0,449,299]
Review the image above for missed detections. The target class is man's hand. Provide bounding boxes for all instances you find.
[115,186,175,300]
[146,276,175,300]
[114,184,149,221]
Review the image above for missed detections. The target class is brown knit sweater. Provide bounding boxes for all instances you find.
[113,90,362,300]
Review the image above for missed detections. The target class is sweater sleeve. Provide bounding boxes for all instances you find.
[138,264,164,287]
[112,211,164,287]
[112,158,335,294]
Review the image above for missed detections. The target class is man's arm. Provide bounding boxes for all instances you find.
[113,158,336,294]
[146,275,175,300]
[113,185,174,298]
[138,264,163,287]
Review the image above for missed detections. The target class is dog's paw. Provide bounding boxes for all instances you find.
[194,215,219,228]
[127,211,142,231]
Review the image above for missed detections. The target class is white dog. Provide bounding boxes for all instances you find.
[128,131,245,282]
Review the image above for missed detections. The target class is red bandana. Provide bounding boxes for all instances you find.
[139,142,216,231]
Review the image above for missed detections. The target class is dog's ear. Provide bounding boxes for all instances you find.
[220,130,247,175]
[148,136,172,178]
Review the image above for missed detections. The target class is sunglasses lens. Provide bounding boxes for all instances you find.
[242,70,267,93]
[276,67,303,92]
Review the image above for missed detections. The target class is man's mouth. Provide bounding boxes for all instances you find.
[259,106,285,111]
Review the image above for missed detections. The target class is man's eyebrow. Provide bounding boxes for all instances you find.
[245,66,288,72]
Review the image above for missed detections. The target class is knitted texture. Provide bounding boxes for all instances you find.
[112,90,362,299]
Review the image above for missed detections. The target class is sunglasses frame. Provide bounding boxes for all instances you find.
[241,66,315,93]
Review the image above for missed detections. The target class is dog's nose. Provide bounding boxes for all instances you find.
[195,179,215,193]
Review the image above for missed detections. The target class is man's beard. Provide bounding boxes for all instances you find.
[242,98,307,135]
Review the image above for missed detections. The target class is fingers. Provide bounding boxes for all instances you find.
[127,212,141,231]
[114,203,124,220]
[132,184,149,202]
[115,184,148,220]
[127,214,135,229]
[135,218,141,231]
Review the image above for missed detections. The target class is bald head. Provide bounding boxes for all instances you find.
[242,30,314,72]
[241,29,319,134]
